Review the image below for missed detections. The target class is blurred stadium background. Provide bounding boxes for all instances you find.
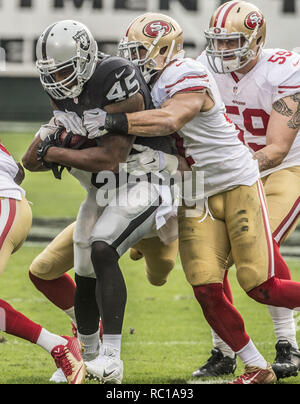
[0,0,299,255]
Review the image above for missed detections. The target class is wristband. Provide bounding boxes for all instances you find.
[105,113,129,135]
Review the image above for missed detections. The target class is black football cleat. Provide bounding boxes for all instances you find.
[272,340,300,379]
[192,348,237,378]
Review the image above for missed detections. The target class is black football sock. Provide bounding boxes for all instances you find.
[91,241,127,335]
[74,274,100,335]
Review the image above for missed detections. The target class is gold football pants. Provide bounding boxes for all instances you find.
[262,166,300,244]
[30,222,75,280]
[224,166,300,269]
[30,221,178,284]
[0,196,32,276]
[178,181,274,292]
[132,237,178,286]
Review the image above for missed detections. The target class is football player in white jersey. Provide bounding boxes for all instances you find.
[194,0,300,380]
[81,12,300,384]
[0,143,86,384]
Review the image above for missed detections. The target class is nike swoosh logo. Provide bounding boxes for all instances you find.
[146,159,156,165]
[103,369,115,378]
[115,68,126,80]
[88,112,99,116]
[293,59,300,67]
[242,370,261,384]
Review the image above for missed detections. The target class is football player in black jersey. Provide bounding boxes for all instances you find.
[23,20,184,384]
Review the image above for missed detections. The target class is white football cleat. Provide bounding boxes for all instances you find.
[50,368,68,383]
[85,345,123,384]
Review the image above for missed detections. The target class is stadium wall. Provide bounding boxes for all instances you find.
[0,0,300,122]
[0,77,52,122]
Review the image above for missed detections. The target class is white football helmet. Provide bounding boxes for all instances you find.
[205,1,266,73]
[118,13,184,83]
[36,20,98,99]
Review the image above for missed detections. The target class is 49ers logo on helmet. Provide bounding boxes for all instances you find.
[143,21,171,38]
[244,11,263,30]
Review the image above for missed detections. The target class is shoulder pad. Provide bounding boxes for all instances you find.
[97,55,134,73]
[196,52,209,66]
[261,49,300,88]
[160,58,211,97]
[93,57,142,104]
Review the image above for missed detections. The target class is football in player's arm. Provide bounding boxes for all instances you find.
[22,95,142,173]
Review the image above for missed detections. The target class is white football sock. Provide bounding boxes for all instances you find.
[211,329,236,359]
[268,305,298,350]
[36,328,68,353]
[236,340,268,369]
[78,330,100,360]
[102,334,122,359]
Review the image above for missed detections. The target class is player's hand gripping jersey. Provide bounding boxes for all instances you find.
[198,49,300,177]
[0,142,25,200]
[151,58,259,197]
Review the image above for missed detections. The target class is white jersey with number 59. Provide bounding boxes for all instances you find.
[151,57,259,198]
[197,49,300,178]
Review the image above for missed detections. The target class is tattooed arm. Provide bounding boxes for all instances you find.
[254,93,300,172]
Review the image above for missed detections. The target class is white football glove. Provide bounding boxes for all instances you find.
[37,117,59,141]
[83,108,108,139]
[53,110,87,136]
[125,144,179,175]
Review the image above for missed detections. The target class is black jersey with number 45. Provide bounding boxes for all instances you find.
[52,53,175,154]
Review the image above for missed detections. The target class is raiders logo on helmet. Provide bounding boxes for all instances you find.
[143,20,171,38]
[244,11,263,30]
[73,29,91,51]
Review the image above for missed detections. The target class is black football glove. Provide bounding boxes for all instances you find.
[37,129,62,164]
[37,128,65,179]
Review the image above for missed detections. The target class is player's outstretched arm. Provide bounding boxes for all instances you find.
[102,91,210,138]
[254,93,300,172]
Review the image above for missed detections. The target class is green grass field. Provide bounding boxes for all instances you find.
[1,247,300,384]
[0,132,300,384]
[0,132,86,218]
